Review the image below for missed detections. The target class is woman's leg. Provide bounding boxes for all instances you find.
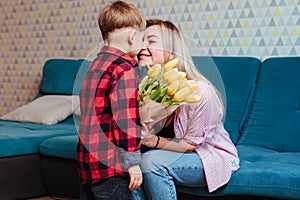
[141,150,206,200]
[132,185,149,200]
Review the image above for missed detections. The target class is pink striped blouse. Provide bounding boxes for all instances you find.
[174,80,240,192]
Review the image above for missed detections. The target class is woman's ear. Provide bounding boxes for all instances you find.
[127,29,136,45]
[169,53,175,60]
[166,52,175,62]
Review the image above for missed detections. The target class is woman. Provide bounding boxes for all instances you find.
[134,19,239,200]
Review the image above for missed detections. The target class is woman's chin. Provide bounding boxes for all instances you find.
[138,59,153,67]
[137,55,153,65]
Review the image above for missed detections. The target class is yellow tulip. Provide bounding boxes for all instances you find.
[148,64,162,78]
[164,58,179,71]
[179,79,197,91]
[139,57,201,107]
[163,69,182,84]
[167,80,179,95]
[184,93,201,103]
[189,84,198,91]
[179,72,187,78]
[173,87,192,102]
[179,78,188,89]
[163,68,178,80]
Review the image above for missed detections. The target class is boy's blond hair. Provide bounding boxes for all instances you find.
[98,1,145,41]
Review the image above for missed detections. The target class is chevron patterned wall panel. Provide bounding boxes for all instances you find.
[0,0,299,115]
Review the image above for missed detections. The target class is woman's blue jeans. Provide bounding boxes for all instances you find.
[132,149,206,200]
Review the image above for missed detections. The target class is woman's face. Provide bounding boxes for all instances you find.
[138,25,165,67]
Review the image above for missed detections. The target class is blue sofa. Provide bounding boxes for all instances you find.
[0,56,299,200]
[0,59,87,199]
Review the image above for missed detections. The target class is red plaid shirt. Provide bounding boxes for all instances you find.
[77,46,142,184]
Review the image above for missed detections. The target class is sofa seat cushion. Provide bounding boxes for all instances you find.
[0,117,77,157]
[192,56,261,144]
[231,145,300,198]
[238,57,300,151]
[177,145,300,199]
[39,135,78,160]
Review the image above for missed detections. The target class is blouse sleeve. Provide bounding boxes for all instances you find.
[174,81,223,146]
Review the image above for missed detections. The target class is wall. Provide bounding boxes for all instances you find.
[0,0,299,115]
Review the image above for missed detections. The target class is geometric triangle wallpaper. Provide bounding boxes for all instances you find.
[0,0,299,115]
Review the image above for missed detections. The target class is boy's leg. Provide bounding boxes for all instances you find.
[79,183,94,200]
[92,176,132,200]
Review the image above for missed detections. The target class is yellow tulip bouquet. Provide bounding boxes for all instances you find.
[139,58,201,129]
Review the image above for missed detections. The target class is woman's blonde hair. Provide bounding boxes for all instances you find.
[146,19,225,112]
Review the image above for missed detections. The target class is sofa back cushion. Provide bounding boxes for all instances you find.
[40,59,83,95]
[192,56,261,144]
[72,59,92,95]
[238,57,300,151]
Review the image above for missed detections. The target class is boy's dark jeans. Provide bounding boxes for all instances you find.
[79,176,131,200]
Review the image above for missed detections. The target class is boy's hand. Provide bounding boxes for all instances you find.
[141,122,155,138]
[128,165,143,191]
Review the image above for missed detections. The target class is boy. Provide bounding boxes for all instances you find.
[77,1,146,199]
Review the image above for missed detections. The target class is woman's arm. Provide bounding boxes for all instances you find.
[142,135,196,153]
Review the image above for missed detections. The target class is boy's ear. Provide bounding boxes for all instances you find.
[127,29,136,45]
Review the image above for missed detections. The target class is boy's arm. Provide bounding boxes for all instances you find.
[119,148,141,169]
[111,66,142,168]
